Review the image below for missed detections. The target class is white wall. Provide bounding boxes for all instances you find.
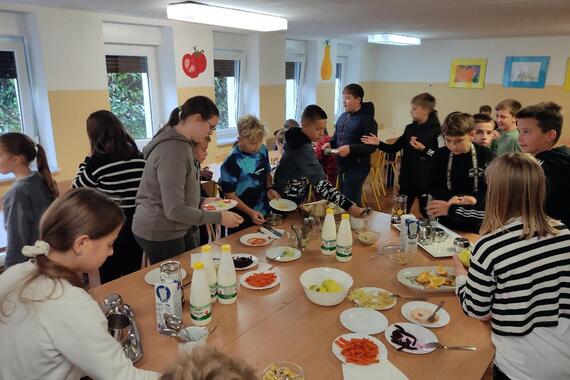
[375,35,570,85]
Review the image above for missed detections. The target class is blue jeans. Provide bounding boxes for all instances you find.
[338,165,370,207]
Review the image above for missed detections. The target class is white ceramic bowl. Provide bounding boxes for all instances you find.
[299,267,353,306]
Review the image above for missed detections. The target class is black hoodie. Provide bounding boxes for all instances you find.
[536,145,570,227]
[273,127,353,211]
[330,102,378,170]
[378,111,441,192]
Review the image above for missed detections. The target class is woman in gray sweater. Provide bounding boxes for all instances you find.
[133,96,242,264]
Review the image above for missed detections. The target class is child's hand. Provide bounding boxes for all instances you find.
[321,142,331,151]
[426,200,451,217]
[337,145,350,157]
[449,195,477,205]
[361,133,380,145]
[490,130,501,140]
[221,211,244,228]
[249,210,265,225]
[267,189,281,200]
[409,136,426,151]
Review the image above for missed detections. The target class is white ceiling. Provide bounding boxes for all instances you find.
[7,0,570,41]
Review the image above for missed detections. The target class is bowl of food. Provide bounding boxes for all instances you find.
[263,361,304,380]
[299,267,353,306]
[357,230,379,245]
[265,213,284,226]
[380,243,416,265]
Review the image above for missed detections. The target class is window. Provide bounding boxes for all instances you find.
[105,44,161,146]
[285,59,304,120]
[334,56,347,117]
[0,40,35,136]
[214,50,244,144]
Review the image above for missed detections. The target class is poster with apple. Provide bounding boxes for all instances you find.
[182,46,207,78]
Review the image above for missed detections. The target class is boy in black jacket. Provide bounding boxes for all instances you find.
[517,102,570,227]
[427,112,493,233]
[362,93,441,216]
[323,83,377,206]
[273,105,367,218]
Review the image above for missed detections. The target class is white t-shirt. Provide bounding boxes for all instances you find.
[0,261,158,380]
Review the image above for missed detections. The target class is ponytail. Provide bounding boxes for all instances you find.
[165,96,219,128]
[0,133,59,198]
[35,144,59,199]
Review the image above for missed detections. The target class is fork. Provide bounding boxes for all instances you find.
[425,342,477,351]
[427,300,445,323]
[389,293,427,301]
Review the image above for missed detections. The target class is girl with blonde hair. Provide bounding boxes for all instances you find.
[453,153,570,380]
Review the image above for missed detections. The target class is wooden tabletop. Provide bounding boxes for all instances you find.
[90,212,493,379]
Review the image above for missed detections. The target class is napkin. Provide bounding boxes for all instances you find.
[342,360,409,380]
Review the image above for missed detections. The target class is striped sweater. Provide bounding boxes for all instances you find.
[72,152,145,209]
[456,219,570,336]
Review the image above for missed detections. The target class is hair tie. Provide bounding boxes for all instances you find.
[22,240,50,258]
[178,106,183,121]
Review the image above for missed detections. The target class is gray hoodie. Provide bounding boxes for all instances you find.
[132,126,221,241]
[3,172,54,267]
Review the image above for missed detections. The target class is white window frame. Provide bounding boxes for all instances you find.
[285,53,305,121]
[104,44,162,150]
[0,37,46,182]
[214,49,245,145]
[335,56,348,119]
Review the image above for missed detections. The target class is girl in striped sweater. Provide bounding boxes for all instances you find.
[453,153,570,380]
[72,110,145,283]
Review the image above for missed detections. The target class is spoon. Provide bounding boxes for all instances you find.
[427,301,445,323]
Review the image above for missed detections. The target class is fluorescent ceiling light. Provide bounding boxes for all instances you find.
[368,34,421,46]
[167,1,288,32]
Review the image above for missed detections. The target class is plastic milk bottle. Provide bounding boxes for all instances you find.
[336,213,353,262]
[200,244,218,304]
[189,261,212,326]
[321,208,337,256]
[217,244,238,304]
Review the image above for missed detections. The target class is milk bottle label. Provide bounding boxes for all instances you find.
[209,283,218,299]
[190,302,212,322]
[155,282,182,330]
[217,283,237,300]
[336,245,352,258]
[321,239,336,255]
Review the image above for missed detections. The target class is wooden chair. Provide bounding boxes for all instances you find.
[361,150,382,211]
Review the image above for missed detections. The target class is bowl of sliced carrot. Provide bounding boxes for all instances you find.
[240,271,280,290]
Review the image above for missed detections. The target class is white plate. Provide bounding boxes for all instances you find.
[202,199,237,211]
[351,287,398,311]
[332,333,388,366]
[232,254,259,271]
[401,301,450,328]
[393,222,462,258]
[144,267,187,286]
[266,246,302,262]
[269,199,297,212]
[240,271,280,290]
[385,323,437,354]
[239,233,272,247]
[396,266,456,293]
[340,307,389,335]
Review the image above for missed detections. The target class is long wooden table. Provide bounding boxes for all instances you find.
[90,212,494,379]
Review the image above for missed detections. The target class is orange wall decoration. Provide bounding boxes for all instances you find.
[321,40,332,81]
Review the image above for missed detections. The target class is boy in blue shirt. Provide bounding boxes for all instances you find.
[220,115,280,233]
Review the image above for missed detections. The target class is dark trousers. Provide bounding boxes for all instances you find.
[99,208,143,284]
[338,165,370,207]
[493,365,511,380]
[400,189,429,218]
[134,229,199,265]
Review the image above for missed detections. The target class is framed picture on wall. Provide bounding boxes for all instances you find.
[449,58,487,89]
[563,58,570,92]
[503,56,549,88]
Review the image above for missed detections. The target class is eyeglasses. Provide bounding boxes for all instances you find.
[204,120,217,131]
